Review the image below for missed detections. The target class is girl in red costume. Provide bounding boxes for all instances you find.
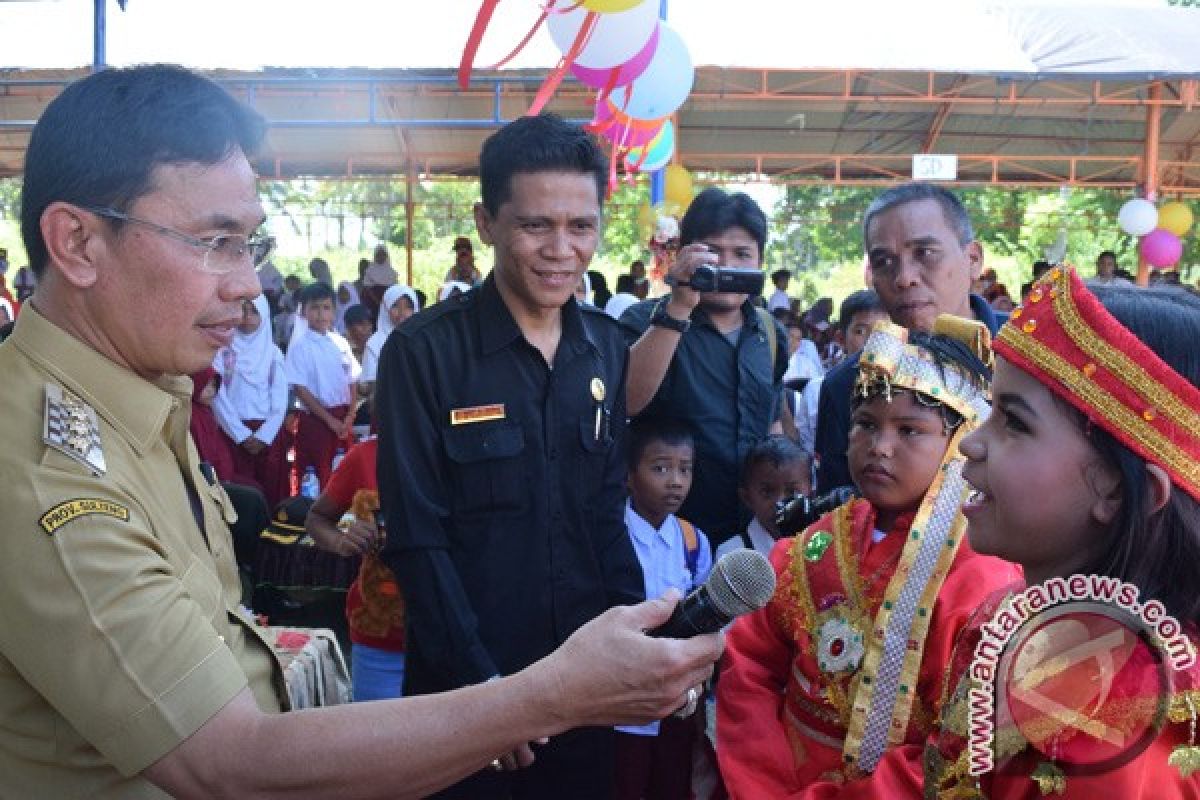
[914,267,1200,798]
[718,317,1021,797]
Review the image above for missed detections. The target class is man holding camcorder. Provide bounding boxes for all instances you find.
[620,188,788,549]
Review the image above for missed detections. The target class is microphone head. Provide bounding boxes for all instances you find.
[706,549,777,618]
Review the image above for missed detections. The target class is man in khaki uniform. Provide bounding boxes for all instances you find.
[0,64,721,798]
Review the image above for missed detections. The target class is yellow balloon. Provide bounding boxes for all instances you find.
[581,0,646,11]
[637,201,656,240]
[1157,201,1194,237]
[664,164,693,210]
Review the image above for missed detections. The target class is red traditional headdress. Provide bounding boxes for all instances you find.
[995,266,1200,501]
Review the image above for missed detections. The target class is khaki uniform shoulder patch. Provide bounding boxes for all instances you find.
[43,382,106,476]
[39,498,130,535]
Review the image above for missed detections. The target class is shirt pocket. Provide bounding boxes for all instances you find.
[577,417,614,489]
[443,422,527,518]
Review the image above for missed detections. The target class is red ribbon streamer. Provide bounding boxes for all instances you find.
[458,0,503,90]
[528,9,598,116]
[485,8,551,70]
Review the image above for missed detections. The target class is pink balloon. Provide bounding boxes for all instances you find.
[570,23,659,89]
[1139,228,1183,268]
[593,96,665,148]
[547,0,660,70]
[598,117,664,149]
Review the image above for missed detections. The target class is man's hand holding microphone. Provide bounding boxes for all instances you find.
[495,550,775,769]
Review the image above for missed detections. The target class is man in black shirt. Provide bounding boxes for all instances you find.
[376,113,643,799]
[620,189,788,547]
[814,182,1006,491]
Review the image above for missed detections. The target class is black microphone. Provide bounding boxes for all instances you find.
[647,549,777,638]
[774,486,859,537]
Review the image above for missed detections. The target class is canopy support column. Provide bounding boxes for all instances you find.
[403,130,416,287]
[1138,81,1163,286]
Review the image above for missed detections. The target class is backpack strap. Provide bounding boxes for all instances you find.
[755,306,778,370]
[678,517,700,585]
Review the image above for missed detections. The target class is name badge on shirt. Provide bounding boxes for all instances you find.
[40,498,130,535]
[450,403,506,426]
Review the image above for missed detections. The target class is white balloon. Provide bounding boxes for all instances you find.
[547,0,660,70]
[608,25,695,120]
[1117,198,1158,236]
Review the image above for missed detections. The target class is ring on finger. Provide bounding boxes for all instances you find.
[673,686,699,719]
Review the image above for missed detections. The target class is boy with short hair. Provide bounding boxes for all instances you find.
[341,303,374,365]
[715,435,811,562]
[616,416,713,800]
[285,282,361,488]
[797,290,889,448]
[767,268,792,313]
[837,289,889,360]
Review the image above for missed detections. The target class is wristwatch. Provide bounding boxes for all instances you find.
[650,302,691,334]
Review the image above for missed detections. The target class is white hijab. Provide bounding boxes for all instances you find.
[215,295,277,407]
[370,284,419,345]
[257,260,284,293]
[363,284,419,381]
[335,280,361,334]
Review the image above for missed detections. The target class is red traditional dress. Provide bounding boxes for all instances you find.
[915,266,1200,797]
[914,589,1200,798]
[719,315,1021,798]
[718,499,1020,798]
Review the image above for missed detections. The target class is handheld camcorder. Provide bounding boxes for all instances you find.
[669,265,766,295]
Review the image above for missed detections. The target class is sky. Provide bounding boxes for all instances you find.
[0,0,1174,72]
[0,0,1179,219]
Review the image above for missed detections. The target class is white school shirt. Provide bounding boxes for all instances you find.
[604,292,639,320]
[618,501,713,737]
[714,517,777,563]
[784,338,825,384]
[285,328,361,408]
[767,288,791,313]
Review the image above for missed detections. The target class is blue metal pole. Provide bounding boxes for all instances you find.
[93,0,106,71]
[648,0,669,206]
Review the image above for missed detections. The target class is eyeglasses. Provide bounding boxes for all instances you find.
[82,206,274,274]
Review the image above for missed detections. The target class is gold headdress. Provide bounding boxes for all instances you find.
[853,315,993,430]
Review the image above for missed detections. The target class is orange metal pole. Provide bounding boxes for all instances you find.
[405,161,415,286]
[1138,81,1162,286]
[402,129,415,286]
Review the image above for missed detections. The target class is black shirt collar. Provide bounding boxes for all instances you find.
[690,297,767,331]
[476,273,598,358]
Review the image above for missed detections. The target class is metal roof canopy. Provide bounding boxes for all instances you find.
[2,66,1198,193]
[1,3,1199,192]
